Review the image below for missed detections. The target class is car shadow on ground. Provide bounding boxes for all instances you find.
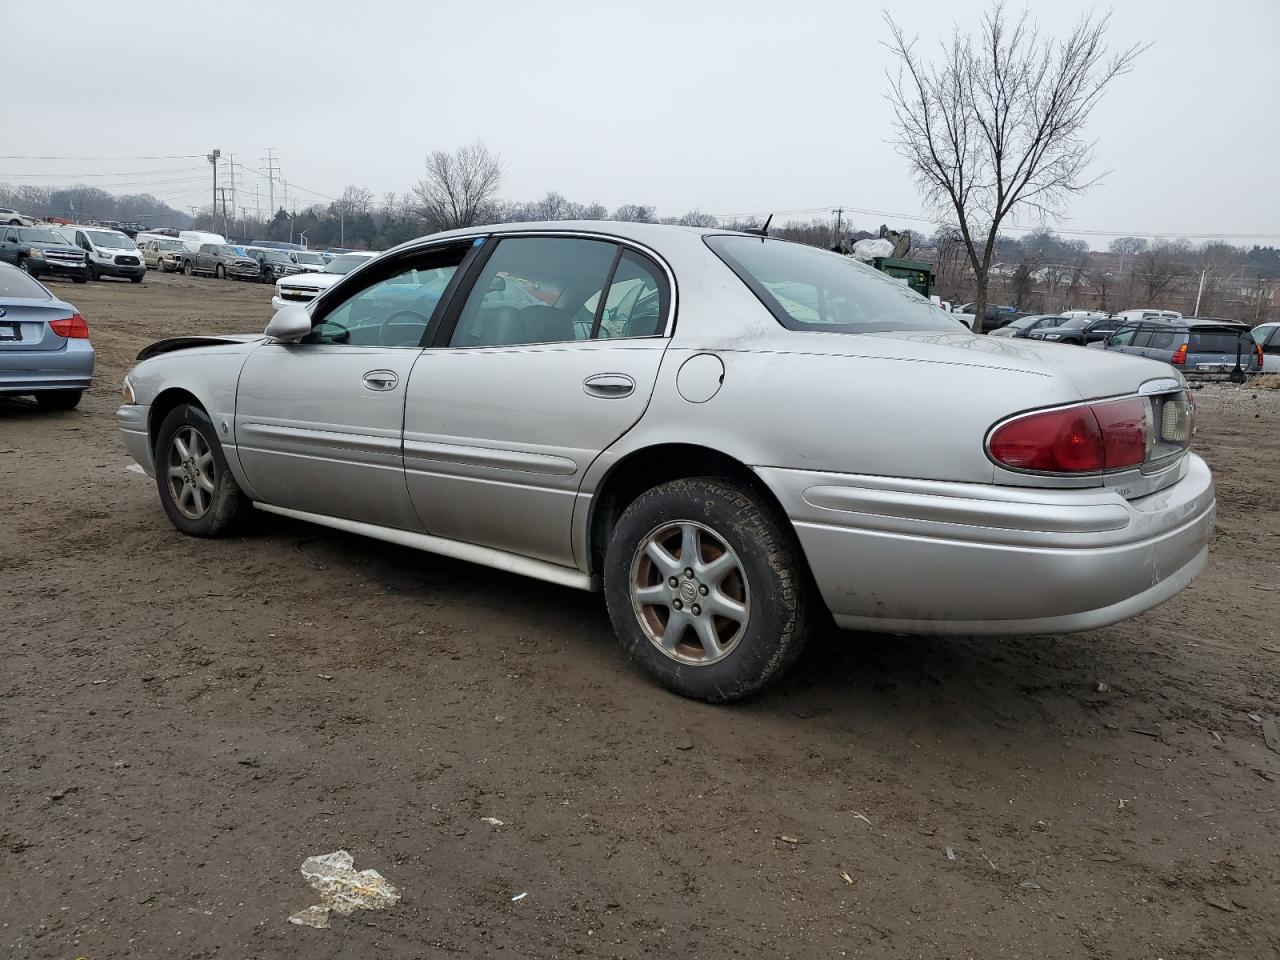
[246,512,1134,742]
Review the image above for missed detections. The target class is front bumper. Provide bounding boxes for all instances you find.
[118,402,153,475]
[0,340,95,393]
[30,256,88,279]
[94,259,145,278]
[760,453,1216,635]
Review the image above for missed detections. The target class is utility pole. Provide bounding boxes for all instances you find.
[207,149,220,234]
[240,207,249,238]
[219,188,229,237]
[227,153,238,219]
[188,205,199,227]
[262,148,278,219]
[831,207,845,249]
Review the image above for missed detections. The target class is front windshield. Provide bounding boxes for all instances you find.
[1008,314,1049,330]
[294,252,324,265]
[159,240,184,251]
[324,254,371,275]
[17,228,69,245]
[87,230,135,250]
[705,235,956,333]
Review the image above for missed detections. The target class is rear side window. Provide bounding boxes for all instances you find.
[706,235,956,333]
[1146,330,1178,350]
[1189,330,1252,354]
[0,267,50,299]
[1130,330,1154,348]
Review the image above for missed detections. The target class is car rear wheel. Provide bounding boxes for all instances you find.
[604,477,814,702]
[154,403,247,537]
[35,389,82,411]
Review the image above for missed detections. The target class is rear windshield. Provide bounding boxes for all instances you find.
[1189,330,1252,354]
[1057,316,1090,329]
[705,235,957,334]
[0,267,50,299]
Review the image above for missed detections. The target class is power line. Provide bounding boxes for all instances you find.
[0,154,205,161]
[0,166,208,178]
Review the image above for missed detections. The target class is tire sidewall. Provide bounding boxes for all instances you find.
[604,478,810,702]
[153,403,243,537]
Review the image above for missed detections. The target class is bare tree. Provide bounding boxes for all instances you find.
[883,4,1143,331]
[1108,236,1148,256]
[612,204,656,223]
[412,141,504,231]
[679,210,720,228]
[1086,266,1114,312]
[1134,239,1189,303]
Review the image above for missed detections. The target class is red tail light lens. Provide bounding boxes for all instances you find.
[49,313,90,339]
[988,397,1151,474]
[1257,343,1265,370]
[1170,342,1187,365]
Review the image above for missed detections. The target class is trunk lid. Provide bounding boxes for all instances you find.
[0,299,73,352]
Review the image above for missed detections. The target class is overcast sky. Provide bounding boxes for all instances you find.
[4,0,1277,246]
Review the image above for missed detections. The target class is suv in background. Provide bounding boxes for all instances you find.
[1029,313,1126,345]
[245,246,303,283]
[0,226,88,282]
[1103,317,1262,380]
[191,244,261,281]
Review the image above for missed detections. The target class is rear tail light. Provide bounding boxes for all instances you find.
[1256,343,1264,370]
[988,393,1190,475]
[1170,342,1188,365]
[49,313,89,339]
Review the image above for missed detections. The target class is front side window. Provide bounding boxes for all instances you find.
[1109,326,1137,346]
[449,237,617,347]
[706,235,957,333]
[308,246,468,348]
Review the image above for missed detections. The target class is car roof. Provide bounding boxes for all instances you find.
[423,219,727,244]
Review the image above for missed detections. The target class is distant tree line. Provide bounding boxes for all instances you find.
[0,182,191,227]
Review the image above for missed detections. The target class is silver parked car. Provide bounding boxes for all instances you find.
[0,261,94,409]
[117,223,1216,701]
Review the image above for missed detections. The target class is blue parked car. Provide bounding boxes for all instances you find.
[0,261,94,410]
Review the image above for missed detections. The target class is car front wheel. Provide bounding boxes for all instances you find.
[604,477,814,702]
[154,403,247,537]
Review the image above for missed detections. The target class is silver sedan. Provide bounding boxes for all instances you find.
[117,222,1215,701]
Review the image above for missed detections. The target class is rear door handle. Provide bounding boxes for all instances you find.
[362,370,398,391]
[583,373,635,399]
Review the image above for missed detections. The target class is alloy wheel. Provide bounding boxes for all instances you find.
[166,426,215,520]
[629,520,750,665]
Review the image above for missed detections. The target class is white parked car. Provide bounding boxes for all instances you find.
[61,225,145,282]
[1252,322,1280,373]
[271,251,376,311]
[118,222,1215,702]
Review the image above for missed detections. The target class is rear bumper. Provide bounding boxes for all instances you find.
[759,453,1216,635]
[0,340,95,393]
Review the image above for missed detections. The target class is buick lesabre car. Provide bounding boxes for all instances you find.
[117,223,1215,702]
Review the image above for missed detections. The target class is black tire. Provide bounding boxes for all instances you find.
[215,263,225,280]
[130,274,143,283]
[86,263,98,281]
[183,260,193,276]
[72,273,87,284]
[16,256,29,274]
[604,477,814,702]
[153,403,247,537]
[35,389,82,411]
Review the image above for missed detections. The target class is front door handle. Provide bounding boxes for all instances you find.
[362,370,398,391]
[583,373,635,399]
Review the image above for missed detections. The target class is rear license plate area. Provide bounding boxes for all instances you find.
[0,323,21,342]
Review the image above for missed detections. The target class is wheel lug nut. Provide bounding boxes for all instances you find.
[684,567,693,578]
[673,599,683,611]
[668,577,678,588]
[691,604,701,616]
[698,584,708,596]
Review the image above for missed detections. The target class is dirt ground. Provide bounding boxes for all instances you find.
[2,272,1278,960]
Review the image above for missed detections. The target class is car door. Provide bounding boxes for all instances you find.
[233,241,475,531]
[402,234,673,568]
[0,228,18,264]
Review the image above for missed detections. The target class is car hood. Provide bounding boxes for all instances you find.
[30,243,84,256]
[798,329,1178,401]
[137,334,265,361]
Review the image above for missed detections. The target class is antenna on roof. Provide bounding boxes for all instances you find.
[744,213,773,237]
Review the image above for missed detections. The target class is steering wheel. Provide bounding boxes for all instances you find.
[380,309,430,347]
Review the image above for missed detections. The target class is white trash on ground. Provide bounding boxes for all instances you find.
[288,849,401,930]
